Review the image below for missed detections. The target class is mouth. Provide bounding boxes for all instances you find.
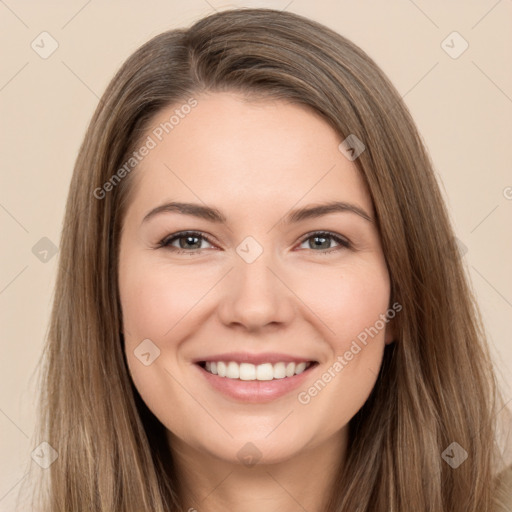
[193,357,319,403]
[196,360,318,381]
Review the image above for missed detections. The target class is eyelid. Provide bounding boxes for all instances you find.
[297,230,351,249]
[158,230,217,249]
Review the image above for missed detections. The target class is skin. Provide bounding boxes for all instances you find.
[118,91,394,512]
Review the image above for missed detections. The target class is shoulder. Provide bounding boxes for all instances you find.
[494,464,512,511]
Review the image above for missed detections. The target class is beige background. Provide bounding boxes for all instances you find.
[1,1,511,509]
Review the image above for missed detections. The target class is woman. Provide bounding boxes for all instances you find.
[28,7,511,511]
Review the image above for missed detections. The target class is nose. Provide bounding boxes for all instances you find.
[216,249,296,332]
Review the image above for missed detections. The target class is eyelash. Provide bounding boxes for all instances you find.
[157,230,351,255]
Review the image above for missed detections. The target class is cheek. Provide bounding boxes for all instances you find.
[296,259,391,345]
[119,257,201,429]
[330,265,391,378]
[336,274,390,348]
[119,256,196,388]
[294,265,390,429]
[120,253,391,362]
[120,248,391,428]
[119,257,203,339]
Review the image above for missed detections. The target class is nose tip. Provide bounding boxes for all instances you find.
[217,256,295,331]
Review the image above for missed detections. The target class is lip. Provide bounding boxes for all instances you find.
[192,352,317,365]
[193,360,319,403]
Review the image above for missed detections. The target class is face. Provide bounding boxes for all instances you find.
[118,91,394,466]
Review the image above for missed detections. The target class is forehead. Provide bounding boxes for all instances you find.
[124,92,373,223]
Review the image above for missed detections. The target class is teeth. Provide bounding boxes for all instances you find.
[203,361,312,380]
[240,362,256,380]
[226,361,239,379]
[217,361,226,377]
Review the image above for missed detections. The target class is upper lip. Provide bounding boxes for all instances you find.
[193,352,317,365]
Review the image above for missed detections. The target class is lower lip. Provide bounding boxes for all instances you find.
[194,363,318,403]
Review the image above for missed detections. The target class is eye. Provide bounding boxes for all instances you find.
[158,231,216,253]
[157,230,351,255]
[297,231,351,254]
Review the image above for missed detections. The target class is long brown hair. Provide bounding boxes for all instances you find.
[25,7,509,511]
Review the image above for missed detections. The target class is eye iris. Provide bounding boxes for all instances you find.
[180,234,201,250]
[311,235,330,250]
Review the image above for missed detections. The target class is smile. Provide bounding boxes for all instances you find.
[200,361,314,381]
[194,355,319,403]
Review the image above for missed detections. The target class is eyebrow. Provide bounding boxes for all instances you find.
[141,200,373,226]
